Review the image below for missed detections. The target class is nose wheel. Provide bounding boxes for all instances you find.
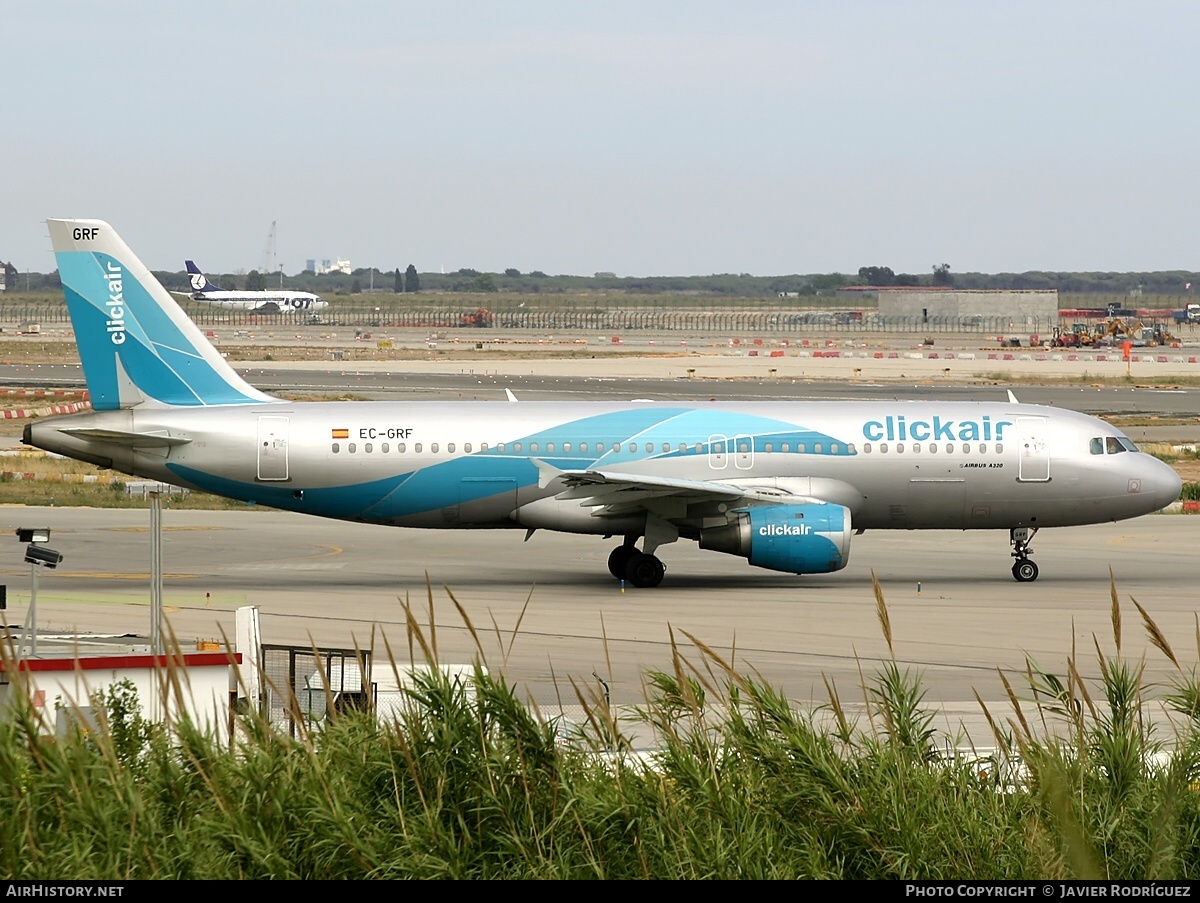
[1012,559,1039,582]
[1010,527,1039,582]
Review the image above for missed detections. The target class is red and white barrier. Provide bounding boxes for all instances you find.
[0,400,91,419]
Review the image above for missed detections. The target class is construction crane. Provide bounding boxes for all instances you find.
[262,221,278,285]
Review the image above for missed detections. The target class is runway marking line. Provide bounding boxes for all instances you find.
[0,570,206,580]
[109,526,234,533]
[13,592,249,608]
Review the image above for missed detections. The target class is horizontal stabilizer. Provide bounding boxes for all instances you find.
[58,428,192,448]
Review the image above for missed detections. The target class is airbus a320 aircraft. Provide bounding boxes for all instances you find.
[30,219,1182,587]
[175,260,328,313]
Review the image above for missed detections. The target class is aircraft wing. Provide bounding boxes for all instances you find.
[553,469,794,518]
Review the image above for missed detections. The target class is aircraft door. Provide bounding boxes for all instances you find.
[257,416,290,481]
[734,433,754,470]
[1016,416,1050,482]
[707,434,728,470]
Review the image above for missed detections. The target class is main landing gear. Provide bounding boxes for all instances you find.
[608,535,666,588]
[1010,526,1039,582]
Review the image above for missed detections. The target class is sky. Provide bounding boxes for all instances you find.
[3,1,1199,278]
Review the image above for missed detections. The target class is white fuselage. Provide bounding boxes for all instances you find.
[190,289,327,312]
[28,399,1182,534]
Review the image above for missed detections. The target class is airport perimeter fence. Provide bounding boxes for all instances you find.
[4,301,1181,338]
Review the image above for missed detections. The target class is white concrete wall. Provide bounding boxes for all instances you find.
[878,290,1059,324]
[2,653,235,741]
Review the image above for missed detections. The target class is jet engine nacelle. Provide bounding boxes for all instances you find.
[699,503,851,574]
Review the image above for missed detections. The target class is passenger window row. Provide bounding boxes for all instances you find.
[344,435,1131,460]
[327,439,859,455]
[861,442,1004,455]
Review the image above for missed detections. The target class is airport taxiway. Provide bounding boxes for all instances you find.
[1,506,1196,741]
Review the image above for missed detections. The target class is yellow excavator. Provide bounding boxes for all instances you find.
[1093,319,1176,347]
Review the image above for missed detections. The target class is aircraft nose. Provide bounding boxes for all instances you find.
[1150,457,1183,510]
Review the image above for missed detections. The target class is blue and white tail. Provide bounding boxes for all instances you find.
[48,219,278,411]
[184,259,219,293]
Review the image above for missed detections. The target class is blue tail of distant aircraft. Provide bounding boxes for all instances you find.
[48,220,278,411]
[184,259,219,293]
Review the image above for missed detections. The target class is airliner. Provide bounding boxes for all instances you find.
[175,260,328,313]
[29,219,1182,587]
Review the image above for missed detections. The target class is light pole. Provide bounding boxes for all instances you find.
[150,492,163,655]
[15,528,62,659]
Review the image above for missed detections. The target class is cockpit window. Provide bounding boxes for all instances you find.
[1089,437,1104,455]
[1120,437,1139,452]
[1105,437,1125,454]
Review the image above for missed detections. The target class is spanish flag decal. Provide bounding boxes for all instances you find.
[332,428,349,439]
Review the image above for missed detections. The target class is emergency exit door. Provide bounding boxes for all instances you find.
[257,416,290,481]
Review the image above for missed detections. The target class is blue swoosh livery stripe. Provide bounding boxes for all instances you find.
[167,408,854,520]
[56,250,269,409]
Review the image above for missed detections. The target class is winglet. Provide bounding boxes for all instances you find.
[505,388,518,402]
[1007,390,1019,403]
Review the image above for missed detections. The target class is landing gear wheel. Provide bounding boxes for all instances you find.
[1009,526,1039,583]
[1012,560,1039,582]
[608,545,638,580]
[625,553,666,588]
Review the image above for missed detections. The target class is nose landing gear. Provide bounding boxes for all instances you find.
[1010,526,1039,582]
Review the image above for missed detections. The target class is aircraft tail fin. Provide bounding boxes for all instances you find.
[184,259,218,292]
[48,219,278,411]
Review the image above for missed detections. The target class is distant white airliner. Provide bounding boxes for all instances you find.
[31,219,1184,588]
[176,260,328,313]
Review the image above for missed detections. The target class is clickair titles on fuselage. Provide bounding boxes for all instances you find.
[861,415,1012,443]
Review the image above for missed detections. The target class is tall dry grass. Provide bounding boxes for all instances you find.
[0,576,1198,878]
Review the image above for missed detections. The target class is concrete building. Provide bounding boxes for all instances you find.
[0,644,239,740]
[306,258,352,275]
[878,288,1058,323]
